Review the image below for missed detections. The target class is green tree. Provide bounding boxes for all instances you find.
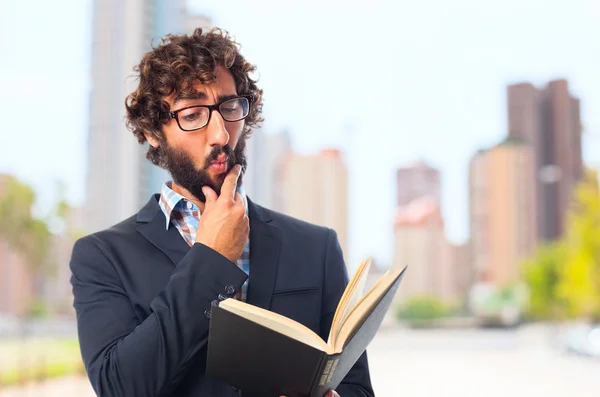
[0,176,52,273]
[557,169,600,321]
[396,295,451,322]
[522,241,567,320]
[523,169,600,321]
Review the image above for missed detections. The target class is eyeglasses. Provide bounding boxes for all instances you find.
[164,95,253,132]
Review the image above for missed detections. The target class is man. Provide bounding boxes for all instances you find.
[70,27,374,397]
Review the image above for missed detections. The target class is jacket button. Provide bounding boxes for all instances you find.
[225,285,236,295]
[204,309,211,319]
[211,300,219,308]
[218,293,228,301]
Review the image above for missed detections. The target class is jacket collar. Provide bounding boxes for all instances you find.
[136,194,279,310]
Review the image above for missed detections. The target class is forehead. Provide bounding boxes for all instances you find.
[165,65,237,106]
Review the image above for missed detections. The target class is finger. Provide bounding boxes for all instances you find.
[234,192,243,203]
[202,186,218,206]
[219,164,242,201]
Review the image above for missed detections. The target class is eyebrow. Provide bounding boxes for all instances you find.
[172,92,239,108]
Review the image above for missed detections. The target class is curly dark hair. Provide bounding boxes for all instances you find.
[125,27,264,167]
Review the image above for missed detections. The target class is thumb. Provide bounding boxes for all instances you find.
[202,186,217,205]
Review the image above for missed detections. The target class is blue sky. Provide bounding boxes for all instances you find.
[0,0,598,267]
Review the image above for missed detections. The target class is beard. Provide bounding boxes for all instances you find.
[160,137,247,203]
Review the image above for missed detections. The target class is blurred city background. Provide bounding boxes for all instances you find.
[1,0,599,396]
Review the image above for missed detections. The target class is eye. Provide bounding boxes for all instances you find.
[222,105,238,114]
[182,111,201,121]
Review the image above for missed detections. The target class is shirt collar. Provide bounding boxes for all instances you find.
[158,181,248,230]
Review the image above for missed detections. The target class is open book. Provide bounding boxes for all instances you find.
[206,259,407,397]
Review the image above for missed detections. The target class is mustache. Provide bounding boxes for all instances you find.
[204,145,233,167]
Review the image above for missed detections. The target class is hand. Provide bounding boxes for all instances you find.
[195,164,249,262]
[279,391,339,397]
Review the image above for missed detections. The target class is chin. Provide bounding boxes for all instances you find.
[209,175,227,191]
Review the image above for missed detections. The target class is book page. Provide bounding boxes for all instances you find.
[333,266,406,353]
[327,258,372,349]
[219,298,329,352]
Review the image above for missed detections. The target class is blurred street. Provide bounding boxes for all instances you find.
[369,325,600,397]
[1,324,599,397]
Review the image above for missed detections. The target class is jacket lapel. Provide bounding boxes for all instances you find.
[246,199,282,311]
[135,195,282,310]
[136,194,190,266]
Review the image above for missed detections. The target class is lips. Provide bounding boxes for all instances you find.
[211,154,228,165]
[209,155,229,175]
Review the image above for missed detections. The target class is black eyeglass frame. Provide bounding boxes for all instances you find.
[164,95,254,132]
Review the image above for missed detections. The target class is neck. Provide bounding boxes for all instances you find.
[170,182,206,213]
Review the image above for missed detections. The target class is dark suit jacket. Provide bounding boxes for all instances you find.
[70,195,374,397]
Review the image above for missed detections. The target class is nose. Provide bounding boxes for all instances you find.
[206,109,230,147]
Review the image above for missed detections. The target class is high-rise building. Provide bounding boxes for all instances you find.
[393,162,464,303]
[393,198,446,302]
[469,150,490,281]
[244,129,291,211]
[396,161,441,207]
[507,79,583,241]
[441,241,472,302]
[280,149,349,260]
[85,0,208,233]
[468,139,536,286]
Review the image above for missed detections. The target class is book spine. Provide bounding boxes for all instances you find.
[309,354,341,397]
[307,353,327,396]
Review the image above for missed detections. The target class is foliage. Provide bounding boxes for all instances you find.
[0,337,83,386]
[523,169,600,321]
[396,296,452,321]
[522,242,567,320]
[556,169,600,321]
[483,283,526,311]
[0,176,52,272]
[0,175,81,318]
[0,361,85,387]
[26,299,51,319]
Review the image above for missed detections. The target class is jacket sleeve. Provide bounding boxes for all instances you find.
[320,229,375,397]
[70,235,248,397]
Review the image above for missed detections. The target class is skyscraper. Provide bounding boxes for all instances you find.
[468,149,489,281]
[393,198,446,302]
[468,140,536,286]
[396,161,441,207]
[85,0,209,233]
[280,149,349,260]
[443,242,472,302]
[507,79,583,241]
[243,129,291,211]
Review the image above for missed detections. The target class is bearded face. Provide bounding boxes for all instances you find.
[160,137,247,202]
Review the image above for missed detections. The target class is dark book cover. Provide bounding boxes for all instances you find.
[206,268,405,397]
[310,269,404,397]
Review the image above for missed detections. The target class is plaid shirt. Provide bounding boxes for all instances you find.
[158,182,250,301]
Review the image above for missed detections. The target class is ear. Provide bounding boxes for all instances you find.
[144,132,160,148]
